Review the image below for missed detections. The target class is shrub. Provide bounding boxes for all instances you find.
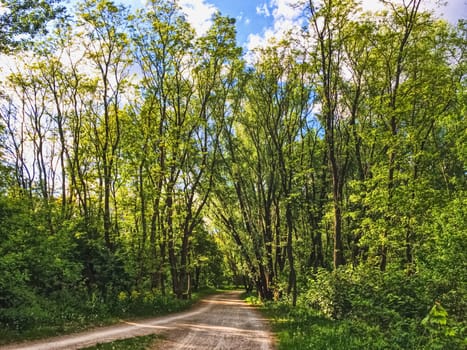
[304,267,354,320]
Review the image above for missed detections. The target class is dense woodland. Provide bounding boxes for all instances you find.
[0,0,465,347]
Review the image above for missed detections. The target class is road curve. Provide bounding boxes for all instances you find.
[0,291,275,350]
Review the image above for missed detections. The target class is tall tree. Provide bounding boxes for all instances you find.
[247,42,313,303]
[130,1,242,298]
[129,0,196,295]
[78,0,131,250]
[306,0,358,269]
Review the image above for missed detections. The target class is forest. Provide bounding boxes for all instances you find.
[0,0,465,348]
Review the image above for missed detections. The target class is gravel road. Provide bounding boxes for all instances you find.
[0,291,275,350]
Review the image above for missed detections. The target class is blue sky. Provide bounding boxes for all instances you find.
[115,0,276,46]
[116,0,465,51]
[116,0,467,49]
[205,0,272,45]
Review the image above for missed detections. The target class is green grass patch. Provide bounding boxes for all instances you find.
[243,296,427,350]
[262,304,390,350]
[0,313,121,345]
[81,334,160,350]
[249,300,465,350]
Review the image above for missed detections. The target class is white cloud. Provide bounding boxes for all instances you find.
[0,4,9,15]
[246,0,465,53]
[247,0,303,52]
[434,0,466,24]
[256,3,271,17]
[359,0,465,24]
[0,54,16,82]
[177,0,218,36]
[359,0,385,14]
[270,0,301,22]
[270,0,304,38]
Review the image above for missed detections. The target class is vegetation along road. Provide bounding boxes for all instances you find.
[0,291,274,350]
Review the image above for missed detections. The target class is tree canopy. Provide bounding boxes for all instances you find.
[0,0,66,51]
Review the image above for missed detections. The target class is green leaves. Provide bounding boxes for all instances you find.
[421,302,448,327]
[0,0,66,51]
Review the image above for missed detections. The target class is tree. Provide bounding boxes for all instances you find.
[349,1,463,272]
[0,0,65,51]
[77,0,132,250]
[211,38,314,302]
[247,42,313,303]
[130,1,242,298]
[306,0,358,269]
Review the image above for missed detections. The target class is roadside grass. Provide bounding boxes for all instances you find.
[243,293,421,350]
[0,287,216,346]
[261,303,391,350]
[81,334,160,350]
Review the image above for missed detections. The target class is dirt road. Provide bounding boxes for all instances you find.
[1,291,275,350]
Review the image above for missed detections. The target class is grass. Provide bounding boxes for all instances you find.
[81,334,160,350]
[0,316,122,345]
[263,306,390,350]
[246,298,465,350]
[243,294,418,350]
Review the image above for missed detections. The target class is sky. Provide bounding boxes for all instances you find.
[117,0,466,51]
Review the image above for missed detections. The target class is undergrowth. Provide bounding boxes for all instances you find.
[0,287,215,345]
[244,267,465,350]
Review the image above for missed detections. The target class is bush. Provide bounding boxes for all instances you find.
[304,268,353,319]
[299,265,466,349]
[114,289,192,317]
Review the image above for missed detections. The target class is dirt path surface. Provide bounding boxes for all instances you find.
[1,291,275,350]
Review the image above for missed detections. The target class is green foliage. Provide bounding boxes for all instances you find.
[0,0,465,347]
[0,196,83,329]
[257,300,392,350]
[298,266,466,349]
[82,334,159,350]
[0,0,66,51]
[114,289,192,317]
[304,268,353,320]
[421,302,465,349]
[259,295,465,350]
